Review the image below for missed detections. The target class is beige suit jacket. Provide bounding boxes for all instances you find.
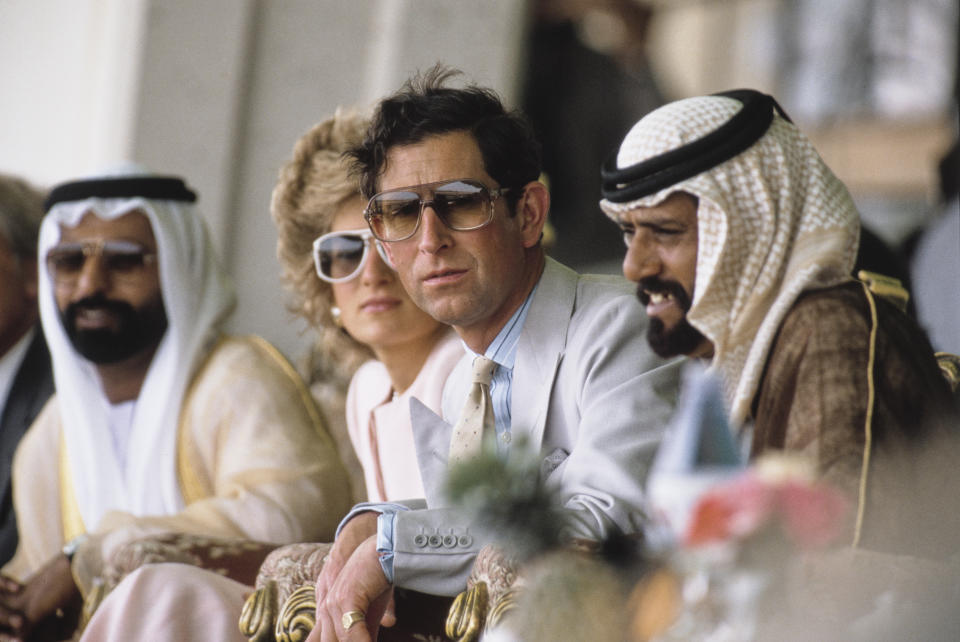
[395,258,682,594]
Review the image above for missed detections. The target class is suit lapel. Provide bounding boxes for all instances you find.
[511,258,578,451]
[409,397,454,507]
[407,259,580,503]
[0,329,54,497]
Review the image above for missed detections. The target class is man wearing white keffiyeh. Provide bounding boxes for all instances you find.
[602,90,958,558]
[0,170,351,640]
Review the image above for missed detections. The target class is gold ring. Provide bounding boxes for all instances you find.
[341,609,365,631]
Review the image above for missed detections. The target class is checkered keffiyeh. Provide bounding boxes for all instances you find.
[601,95,860,426]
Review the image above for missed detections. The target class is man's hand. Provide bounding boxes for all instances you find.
[312,511,378,611]
[0,573,25,642]
[0,554,80,641]
[307,536,395,642]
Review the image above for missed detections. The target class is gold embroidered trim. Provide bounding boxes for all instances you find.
[852,282,879,547]
[58,430,86,543]
[60,335,328,528]
[856,269,909,313]
[241,334,334,448]
[175,334,334,506]
[176,335,227,506]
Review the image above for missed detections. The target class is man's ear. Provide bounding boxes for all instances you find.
[516,180,550,249]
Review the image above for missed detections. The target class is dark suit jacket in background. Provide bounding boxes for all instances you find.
[0,329,54,565]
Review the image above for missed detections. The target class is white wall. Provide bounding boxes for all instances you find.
[0,0,147,185]
[130,0,257,259]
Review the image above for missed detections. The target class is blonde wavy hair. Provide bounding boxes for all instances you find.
[271,108,374,387]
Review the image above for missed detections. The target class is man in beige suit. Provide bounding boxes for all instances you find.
[308,67,681,642]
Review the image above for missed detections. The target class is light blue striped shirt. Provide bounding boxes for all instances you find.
[462,282,537,456]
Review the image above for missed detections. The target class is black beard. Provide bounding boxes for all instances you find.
[647,316,708,358]
[61,294,168,364]
[636,276,707,358]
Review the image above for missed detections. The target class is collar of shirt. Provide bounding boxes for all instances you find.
[107,399,137,475]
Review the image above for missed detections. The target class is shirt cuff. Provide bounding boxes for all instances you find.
[335,502,410,585]
[376,512,398,584]
[334,501,410,539]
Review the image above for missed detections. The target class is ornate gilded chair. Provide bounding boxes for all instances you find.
[239,542,331,642]
[444,545,521,642]
[239,542,454,641]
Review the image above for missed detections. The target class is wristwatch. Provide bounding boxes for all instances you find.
[61,534,88,562]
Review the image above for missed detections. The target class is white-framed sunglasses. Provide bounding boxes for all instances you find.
[312,228,394,283]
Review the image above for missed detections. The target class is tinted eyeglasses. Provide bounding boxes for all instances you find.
[364,178,511,242]
[312,228,394,283]
[46,240,157,285]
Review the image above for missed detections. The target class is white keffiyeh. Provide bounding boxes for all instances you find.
[602,95,860,426]
[37,171,235,531]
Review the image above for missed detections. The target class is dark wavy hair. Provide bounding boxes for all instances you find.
[0,173,45,259]
[348,64,541,212]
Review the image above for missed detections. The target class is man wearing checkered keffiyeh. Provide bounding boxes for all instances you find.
[601,90,958,559]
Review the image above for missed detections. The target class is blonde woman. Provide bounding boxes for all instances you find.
[271,109,461,504]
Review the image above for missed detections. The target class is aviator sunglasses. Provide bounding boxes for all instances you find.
[45,239,157,286]
[312,228,394,283]
[363,178,512,242]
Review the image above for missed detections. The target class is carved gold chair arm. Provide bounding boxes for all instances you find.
[237,541,331,642]
[445,581,488,642]
[444,544,523,641]
[445,579,523,642]
[275,585,317,642]
[239,580,279,642]
[77,579,108,636]
[240,583,316,642]
[935,352,960,393]
[485,584,521,629]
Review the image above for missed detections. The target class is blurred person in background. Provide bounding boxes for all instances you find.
[523,0,664,273]
[910,139,960,356]
[0,174,53,567]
